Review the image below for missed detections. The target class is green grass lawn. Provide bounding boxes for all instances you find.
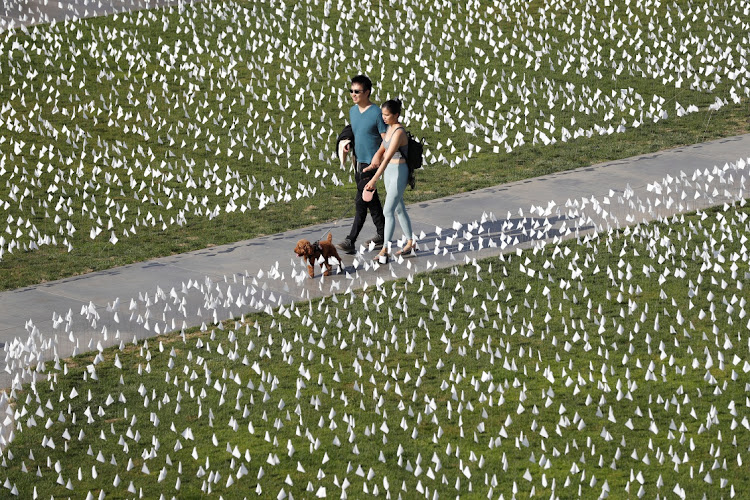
[1,201,748,498]
[0,0,749,289]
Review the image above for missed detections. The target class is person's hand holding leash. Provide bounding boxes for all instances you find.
[362,181,376,202]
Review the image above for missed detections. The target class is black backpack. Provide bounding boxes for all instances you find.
[397,127,423,189]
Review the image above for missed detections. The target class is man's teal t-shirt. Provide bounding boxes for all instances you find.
[349,104,387,164]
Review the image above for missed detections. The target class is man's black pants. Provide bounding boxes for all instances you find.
[347,162,385,243]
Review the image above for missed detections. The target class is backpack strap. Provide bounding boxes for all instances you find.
[387,125,405,141]
[392,126,408,159]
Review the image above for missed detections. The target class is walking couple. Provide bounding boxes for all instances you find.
[336,75,415,263]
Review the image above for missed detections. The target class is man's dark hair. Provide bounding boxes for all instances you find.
[351,75,373,95]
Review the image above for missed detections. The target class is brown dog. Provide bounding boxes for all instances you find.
[294,233,342,278]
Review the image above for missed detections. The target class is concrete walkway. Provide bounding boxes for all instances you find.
[1,133,749,392]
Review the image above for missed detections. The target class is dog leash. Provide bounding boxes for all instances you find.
[309,159,372,242]
[312,193,356,243]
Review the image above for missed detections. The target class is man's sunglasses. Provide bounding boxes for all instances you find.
[349,89,365,94]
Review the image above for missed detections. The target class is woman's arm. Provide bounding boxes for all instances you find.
[367,142,386,172]
[369,132,387,166]
[365,129,405,189]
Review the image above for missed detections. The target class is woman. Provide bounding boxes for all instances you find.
[364,99,415,262]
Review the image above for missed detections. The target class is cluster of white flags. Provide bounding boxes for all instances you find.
[0,156,747,497]
[1,0,748,259]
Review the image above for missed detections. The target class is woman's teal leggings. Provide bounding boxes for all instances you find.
[383,162,412,246]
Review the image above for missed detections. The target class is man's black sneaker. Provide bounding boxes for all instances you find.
[337,238,356,254]
[364,235,384,249]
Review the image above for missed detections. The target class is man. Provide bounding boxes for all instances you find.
[336,75,386,254]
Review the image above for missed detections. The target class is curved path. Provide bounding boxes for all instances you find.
[1,133,748,390]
